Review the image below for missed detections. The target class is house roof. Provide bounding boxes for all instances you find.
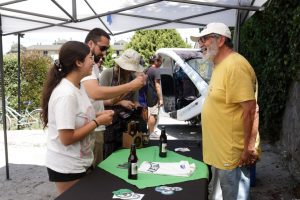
[26,44,61,51]
[112,40,128,51]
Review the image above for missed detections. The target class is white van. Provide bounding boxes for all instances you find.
[156,48,212,124]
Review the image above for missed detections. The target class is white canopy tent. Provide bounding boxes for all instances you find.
[0,0,266,36]
[0,0,267,179]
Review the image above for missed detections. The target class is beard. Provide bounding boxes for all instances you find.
[93,54,102,63]
[203,39,219,62]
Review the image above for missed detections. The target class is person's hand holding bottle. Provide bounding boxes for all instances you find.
[118,100,135,110]
[95,110,114,125]
[129,73,147,91]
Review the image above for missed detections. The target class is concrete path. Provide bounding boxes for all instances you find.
[0,130,57,199]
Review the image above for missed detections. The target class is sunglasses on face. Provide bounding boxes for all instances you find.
[95,43,110,52]
[198,34,220,43]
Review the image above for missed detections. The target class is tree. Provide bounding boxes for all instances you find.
[102,47,115,68]
[126,29,190,66]
[3,54,18,106]
[240,0,300,141]
[3,52,51,111]
[21,52,51,110]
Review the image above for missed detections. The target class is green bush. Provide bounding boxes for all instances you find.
[102,47,115,68]
[3,54,19,108]
[3,52,51,111]
[240,0,300,141]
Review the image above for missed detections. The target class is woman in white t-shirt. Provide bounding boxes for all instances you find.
[41,41,114,195]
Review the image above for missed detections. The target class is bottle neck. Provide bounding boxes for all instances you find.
[135,121,140,132]
[129,121,136,136]
[130,146,136,155]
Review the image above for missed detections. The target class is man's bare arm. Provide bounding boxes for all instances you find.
[155,79,163,106]
[248,104,259,151]
[83,75,145,100]
[238,99,256,166]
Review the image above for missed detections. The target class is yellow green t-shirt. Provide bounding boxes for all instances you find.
[202,52,257,170]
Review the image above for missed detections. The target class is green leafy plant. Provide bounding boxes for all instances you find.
[240,0,300,141]
[126,29,190,67]
[3,52,51,111]
[102,47,115,68]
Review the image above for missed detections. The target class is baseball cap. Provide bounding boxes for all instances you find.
[190,22,231,42]
[114,49,144,72]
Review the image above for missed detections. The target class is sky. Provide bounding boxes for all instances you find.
[2,28,199,54]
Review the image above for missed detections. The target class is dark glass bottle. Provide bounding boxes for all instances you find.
[128,144,138,180]
[135,121,140,133]
[134,121,142,147]
[159,126,167,157]
[129,121,136,137]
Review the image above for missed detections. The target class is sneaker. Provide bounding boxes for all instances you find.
[149,132,160,139]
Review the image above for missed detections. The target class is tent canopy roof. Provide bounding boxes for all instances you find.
[0,0,267,36]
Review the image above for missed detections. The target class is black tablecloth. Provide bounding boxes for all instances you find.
[56,140,208,200]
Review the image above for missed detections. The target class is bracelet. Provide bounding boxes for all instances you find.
[92,119,99,127]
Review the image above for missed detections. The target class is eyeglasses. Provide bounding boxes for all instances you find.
[95,43,110,52]
[198,34,220,43]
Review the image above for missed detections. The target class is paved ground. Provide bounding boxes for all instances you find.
[250,141,296,200]
[0,130,57,199]
[0,116,297,199]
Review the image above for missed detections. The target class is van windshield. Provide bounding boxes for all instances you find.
[173,50,212,83]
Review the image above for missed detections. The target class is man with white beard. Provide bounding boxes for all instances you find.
[191,23,259,199]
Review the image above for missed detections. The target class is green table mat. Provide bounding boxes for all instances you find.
[99,146,208,189]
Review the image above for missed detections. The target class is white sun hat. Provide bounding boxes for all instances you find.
[190,22,232,42]
[114,49,144,72]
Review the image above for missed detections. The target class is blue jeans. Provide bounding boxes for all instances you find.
[209,166,250,200]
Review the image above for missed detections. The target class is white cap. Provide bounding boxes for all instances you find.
[190,22,231,42]
[114,49,144,72]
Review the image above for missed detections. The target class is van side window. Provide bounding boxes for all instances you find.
[173,66,197,109]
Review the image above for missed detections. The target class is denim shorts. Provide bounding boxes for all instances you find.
[210,166,250,200]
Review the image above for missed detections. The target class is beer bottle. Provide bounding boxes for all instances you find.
[159,126,167,157]
[129,121,136,137]
[135,121,140,133]
[134,121,142,147]
[128,143,138,180]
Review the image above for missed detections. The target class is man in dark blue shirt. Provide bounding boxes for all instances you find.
[146,55,163,138]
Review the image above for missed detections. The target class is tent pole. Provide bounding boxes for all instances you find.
[72,0,77,20]
[167,0,263,11]
[84,0,114,36]
[17,33,24,130]
[0,0,27,7]
[51,0,77,22]
[114,8,229,36]
[241,0,256,25]
[234,9,241,52]
[80,0,159,22]
[0,6,69,22]
[0,14,10,180]
[117,7,229,27]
